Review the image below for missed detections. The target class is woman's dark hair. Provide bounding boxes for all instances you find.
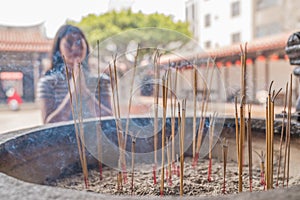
[46,24,90,75]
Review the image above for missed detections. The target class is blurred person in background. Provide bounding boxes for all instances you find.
[37,24,112,124]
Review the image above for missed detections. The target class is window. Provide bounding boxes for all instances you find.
[231,1,240,17]
[231,32,241,44]
[256,0,279,10]
[255,23,281,38]
[204,14,211,27]
[204,41,211,49]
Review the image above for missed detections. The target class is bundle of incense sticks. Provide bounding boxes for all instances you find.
[108,57,127,185]
[63,58,89,189]
[237,43,247,193]
[265,81,282,190]
[193,62,215,167]
[254,150,266,188]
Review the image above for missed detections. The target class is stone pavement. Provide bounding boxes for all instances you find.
[0,103,42,134]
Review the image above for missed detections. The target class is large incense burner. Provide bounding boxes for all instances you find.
[0,117,300,199]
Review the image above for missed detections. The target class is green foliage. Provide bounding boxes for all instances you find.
[67,9,192,48]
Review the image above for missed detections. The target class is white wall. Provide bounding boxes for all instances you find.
[198,0,253,50]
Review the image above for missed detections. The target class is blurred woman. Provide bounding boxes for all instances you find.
[37,25,112,124]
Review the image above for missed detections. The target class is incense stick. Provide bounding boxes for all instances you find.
[180,99,186,196]
[235,96,239,165]
[131,135,136,195]
[160,74,168,196]
[265,81,273,190]
[153,50,160,185]
[167,136,172,186]
[247,104,253,192]
[238,96,245,192]
[124,45,139,153]
[222,138,228,194]
[77,63,89,188]
[109,60,125,186]
[113,57,127,184]
[208,112,217,182]
[193,66,198,158]
[276,82,288,187]
[171,67,178,173]
[286,74,292,187]
[96,40,103,180]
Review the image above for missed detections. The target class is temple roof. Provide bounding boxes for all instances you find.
[0,23,53,53]
[161,30,297,66]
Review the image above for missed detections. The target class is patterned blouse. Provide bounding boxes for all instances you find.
[37,69,112,122]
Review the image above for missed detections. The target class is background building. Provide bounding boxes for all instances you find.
[0,24,52,103]
[182,0,299,104]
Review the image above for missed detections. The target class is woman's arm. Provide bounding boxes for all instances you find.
[38,74,73,124]
[40,93,72,124]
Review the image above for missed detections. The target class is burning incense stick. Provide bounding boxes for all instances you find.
[131,135,136,195]
[63,57,87,188]
[265,81,273,190]
[238,96,245,192]
[208,112,217,182]
[160,74,168,196]
[177,102,181,179]
[113,57,128,184]
[222,138,228,194]
[286,74,292,187]
[153,50,161,185]
[255,150,266,188]
[193,66,198,158]
[170,81,175,175]
[276,82,288,187]
[171,67,178,172]
[240,43,247,103]
[270,88,283,187]
[96,40,103,180]
[167,136,172,186]
[180,99,186,196]
[247,104,253,192]
[235,96,240,165]
[109,59,126,185]
[77,63,90,188]
[63,59,88,188]
[193,62,215,167]
[124,45,139,152]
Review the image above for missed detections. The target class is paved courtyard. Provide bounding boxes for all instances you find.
[0,103,42,134]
